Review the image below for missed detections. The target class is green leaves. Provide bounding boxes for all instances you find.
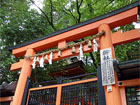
[115,41,140,62]
[0,0,139,84]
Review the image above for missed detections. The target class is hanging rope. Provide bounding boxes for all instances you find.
[25,30,105,59]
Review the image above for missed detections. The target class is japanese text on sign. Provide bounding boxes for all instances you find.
[100,48,115,86]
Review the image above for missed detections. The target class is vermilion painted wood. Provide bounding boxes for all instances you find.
[10,6,139,105]
[0,96,13,102]
[56,85,62,105]
[10,59,24,71]
[25,78,138,105]
[11,43,92,71]
[29,78,97,91]
[12,7,138,57]
[112,29,140,45]
[10,29,140,71]
[119,87,127,105]
[12,49,35,105]
[26,78,97,105]
[99,24,122,105]
[10,100,13,105]
[118,78,140,105]
[58,40,66,48]
[10,40,67,71]
[118,78,140,87]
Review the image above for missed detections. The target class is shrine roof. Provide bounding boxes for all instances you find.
[0,81,17,97]
[117,59,140,80]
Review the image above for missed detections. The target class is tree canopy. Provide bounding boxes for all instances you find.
[0,0,139,84]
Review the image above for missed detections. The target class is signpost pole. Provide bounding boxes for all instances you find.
[98,24,122,105]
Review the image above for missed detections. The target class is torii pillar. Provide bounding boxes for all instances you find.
[99,24,122,105]
[12,49,35,105]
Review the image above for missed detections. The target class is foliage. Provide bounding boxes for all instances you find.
[0,0,49,83]
[0,0,138,84]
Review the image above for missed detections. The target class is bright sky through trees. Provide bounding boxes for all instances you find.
[30,0,44,13]
[0,0,139,84]
[30,0,140,29]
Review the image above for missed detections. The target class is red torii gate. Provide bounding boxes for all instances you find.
[8,1,140,105]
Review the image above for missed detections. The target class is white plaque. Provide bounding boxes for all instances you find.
[100,48,115,86]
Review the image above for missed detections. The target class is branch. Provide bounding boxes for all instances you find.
[89,52,97,68]
[78,0,83,8]
[87,3,94,14]
[104,0,114,13]
[49,0,53,23]
[76,0,83,23]
[63,7,78,23]
[30,0,57,31]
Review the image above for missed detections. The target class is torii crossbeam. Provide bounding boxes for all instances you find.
[8,1,140,105]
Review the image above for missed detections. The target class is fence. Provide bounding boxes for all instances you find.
[0,101,11,105]
[0,96,13,105]
[125,86,140,105]
[27,77,98,105]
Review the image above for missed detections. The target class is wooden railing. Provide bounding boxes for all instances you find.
[0,96,13,105]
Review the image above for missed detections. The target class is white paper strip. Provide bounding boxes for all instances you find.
[32,57,36,69]
[93,39,98,52]
[36,57,39,62]
[79,44,84,60]
[39,56,44,68]
[107,85,112,92]
[49,52,53,65]
[44,55,48,60]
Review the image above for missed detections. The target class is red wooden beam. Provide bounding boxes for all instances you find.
[12,7,138,57]
[10,29,140,71]
[0,96,13,102]
[118,78,140,87]
[10,59,24,71]
[112,29,140,45]
[11,43,92,71]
